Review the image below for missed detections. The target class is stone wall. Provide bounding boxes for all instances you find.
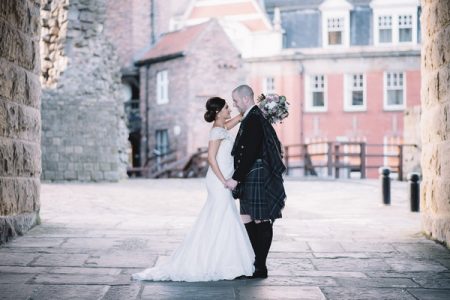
[40,0,128,182]
[0,0,41,244]
[403,106,421,179]
[420,0,450,246]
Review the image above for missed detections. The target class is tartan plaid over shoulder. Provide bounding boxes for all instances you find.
[238,108,287,220]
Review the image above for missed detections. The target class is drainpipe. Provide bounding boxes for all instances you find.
[145,64,150,166]
[150,0,156,45]
[298,62,304,144]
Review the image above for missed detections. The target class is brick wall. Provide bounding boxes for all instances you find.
[140,20,245,164]
[104,0,151,67]
[420,0,450,247]
[0,0,41,244]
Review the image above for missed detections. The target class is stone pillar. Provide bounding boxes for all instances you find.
[0,0,41,244]
[420,0,450,246]
[403,106,421,179]
[40,0,128,182]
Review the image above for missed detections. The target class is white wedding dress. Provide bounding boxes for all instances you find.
[132,127,255,282]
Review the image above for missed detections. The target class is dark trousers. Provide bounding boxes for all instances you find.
[245,220,273,272]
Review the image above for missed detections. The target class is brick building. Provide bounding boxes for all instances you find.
[136,20,245,164]
[249,0,422,178]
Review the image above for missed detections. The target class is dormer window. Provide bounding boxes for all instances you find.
[327,17,344,45]
[398,15,413,42]
[378,16,392,43]
[371,0,419,45]
[320,0,352,48]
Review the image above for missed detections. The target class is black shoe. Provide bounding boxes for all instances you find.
[252,269,268,279]
[234,275,252,280]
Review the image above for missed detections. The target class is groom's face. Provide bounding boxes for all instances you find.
[232,92,246,114]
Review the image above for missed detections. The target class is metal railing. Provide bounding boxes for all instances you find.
[284,142,419,181]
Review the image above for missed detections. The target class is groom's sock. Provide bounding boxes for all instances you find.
[244,221,258,253]
[255,221,273,273]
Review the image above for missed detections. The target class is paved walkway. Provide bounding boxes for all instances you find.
[0,179,449,299]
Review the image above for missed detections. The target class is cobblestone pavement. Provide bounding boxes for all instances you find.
[1,179,449,299]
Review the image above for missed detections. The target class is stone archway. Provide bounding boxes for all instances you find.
[420,0,450,246]
[0,0,41,244]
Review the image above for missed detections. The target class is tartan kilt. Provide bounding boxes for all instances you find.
[238,159,269,220]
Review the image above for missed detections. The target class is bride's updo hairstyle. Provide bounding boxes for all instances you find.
[204,97,226,122]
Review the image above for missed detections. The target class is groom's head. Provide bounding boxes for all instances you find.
[232,85,255,114]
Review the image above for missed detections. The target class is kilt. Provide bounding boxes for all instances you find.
[238,159,270,220]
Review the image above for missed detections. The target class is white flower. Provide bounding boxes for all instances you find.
[267,101,277,110]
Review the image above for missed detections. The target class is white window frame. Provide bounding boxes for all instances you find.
[156,70,169,104]
[322,12,350,47]
[305,74,327,112]
[373,7,418,45]
[383,71,406,111]
[263,77,275,94]
[319,0,352,48]
[344,73,367,112]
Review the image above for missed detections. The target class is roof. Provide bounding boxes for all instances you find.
[136,22,210,65]
[264,0,371,10]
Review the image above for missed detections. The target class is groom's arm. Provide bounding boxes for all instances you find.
[232,115,263,182]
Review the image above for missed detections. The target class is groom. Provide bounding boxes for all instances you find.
[225,84,286,279]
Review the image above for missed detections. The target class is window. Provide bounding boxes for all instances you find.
[305,74,327,112]
[345,74,366,111]
[384,72,405,110]
[327,17,344,45]
[312,75,325,108]
[378,15,392,43]
[156,70,168,104]
[263,77,275,94]
[155,129,169,155]
[398,15,413,42]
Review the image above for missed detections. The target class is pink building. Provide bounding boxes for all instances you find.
[132,0,422,178]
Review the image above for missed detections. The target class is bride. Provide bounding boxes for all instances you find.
[132,97,255,282]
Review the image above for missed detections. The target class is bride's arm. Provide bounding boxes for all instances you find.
[207,139,227,185]
[224,114,243,130]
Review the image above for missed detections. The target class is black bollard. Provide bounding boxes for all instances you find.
[379,167,391,205]
[408,173,420,212]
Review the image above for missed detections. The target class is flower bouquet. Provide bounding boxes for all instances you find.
[257,93,290,124]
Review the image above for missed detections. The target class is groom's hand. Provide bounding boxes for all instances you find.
[225,179,238,190]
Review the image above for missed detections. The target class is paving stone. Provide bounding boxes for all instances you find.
[407,288,450,300]
[336,277,419,288]
[267,258,315,275]
[393,243,450,259]
[31,273,131,285]
[340,242,397,253]
[29,284,109,300]
[311,258,392,271]
[269,252,314,259]
[6,237,64,248]
[308,241,344,252]
[238,286,326,300]
[0,266,47,274]
[293,270,368,278]
[409,273,450,288]
[141,285,235,299]
[250,276,338,287]
[102,284,141,300]
[386,259,448,272]
[321,287,416,300]
[31,254,89,267]
[0,252,37,266]
[270,241,310,252]
[49,267,122,276]
[85,251,157,268]
[0,273,35,284]
[0,284,41,300]
[312,252,369,259]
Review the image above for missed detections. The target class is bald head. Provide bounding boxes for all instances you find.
[232,85,254,99]
[232,84,255,114]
